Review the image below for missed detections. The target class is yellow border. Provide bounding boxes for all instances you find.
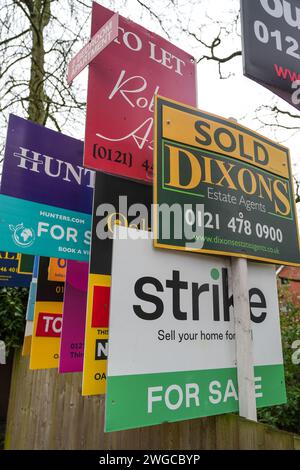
[153,95,300,267]
[155,94,290,153]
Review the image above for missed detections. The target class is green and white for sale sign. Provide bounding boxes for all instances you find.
[105,226,286,432]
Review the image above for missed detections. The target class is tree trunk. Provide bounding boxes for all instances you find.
[23,0,51,124]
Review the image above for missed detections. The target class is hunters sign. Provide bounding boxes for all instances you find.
[154,96,300,266]
[0,115,93,261]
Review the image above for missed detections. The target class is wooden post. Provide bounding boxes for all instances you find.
[228,118,257,421]
[231,257,257,421]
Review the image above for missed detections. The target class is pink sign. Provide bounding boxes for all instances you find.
[83,2,197,182]
[59,260,89,373]
[67,12,119,84]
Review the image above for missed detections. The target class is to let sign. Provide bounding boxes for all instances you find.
[36,313,62,338]
[67,13,119,84]
[83,2,197,183]
[154,96,300,266]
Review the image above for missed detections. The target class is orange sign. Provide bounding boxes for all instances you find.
[48,258,67,282]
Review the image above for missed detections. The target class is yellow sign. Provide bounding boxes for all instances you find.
[82,274,109,396]
[162,105,289,178]
[154,96,300,266]
[29,301,63,370]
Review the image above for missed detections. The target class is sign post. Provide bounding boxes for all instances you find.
[231,257,257,421]
[228,118,256,421]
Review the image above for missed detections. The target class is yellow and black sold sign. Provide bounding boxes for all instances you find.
[154,95,300,266]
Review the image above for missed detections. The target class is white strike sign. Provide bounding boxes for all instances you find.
[105,226,286,432]
[67,13,119,84]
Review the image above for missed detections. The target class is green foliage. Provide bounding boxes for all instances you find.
[258,284,300,434]
[0,287,28,355]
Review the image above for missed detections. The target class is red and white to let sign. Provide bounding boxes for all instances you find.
[83,2,197,183]
[67,12,119,84]
[36,312,62,337]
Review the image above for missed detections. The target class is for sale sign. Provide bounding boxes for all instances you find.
[83,2,197,182]
[0,115,93,261]
[241,0,300,110]
[154,96,300,266]
[0,194,91,261]
[105,227,286,432]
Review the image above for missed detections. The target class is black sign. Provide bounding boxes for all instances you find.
[90,173,152,276]
[36,257,64,302]
[241,0,300,109]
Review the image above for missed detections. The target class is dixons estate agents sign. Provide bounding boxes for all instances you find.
[105,227,286,432]
[154,96,300,266]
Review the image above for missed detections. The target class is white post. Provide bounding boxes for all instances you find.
[231,257,257,421]
[0,340,6,364]
[227,117,257,421]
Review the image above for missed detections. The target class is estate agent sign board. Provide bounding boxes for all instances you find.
[154,96,300,266]
[105,227,286,432]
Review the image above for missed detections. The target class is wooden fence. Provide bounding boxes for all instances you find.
[4,350,300,450]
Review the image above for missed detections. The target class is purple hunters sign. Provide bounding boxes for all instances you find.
[1,114,94,214]
[59,260,88,373]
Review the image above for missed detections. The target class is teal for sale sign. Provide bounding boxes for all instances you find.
[0,194,91,261]
[105,226,286,432]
